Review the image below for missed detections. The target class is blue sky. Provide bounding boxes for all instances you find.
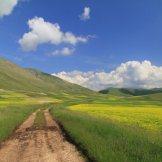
[0,0,162,73]
[1,0,162,90]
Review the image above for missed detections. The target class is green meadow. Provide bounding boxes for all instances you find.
[51,95,162,162]
[1,58,162,162]
[70,104,162,131]
[1,87,162,162]
[0,89,55,142]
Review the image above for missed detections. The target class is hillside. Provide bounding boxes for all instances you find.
[99,87,162,96]
[99,88,132,97]
[0,58,93,95]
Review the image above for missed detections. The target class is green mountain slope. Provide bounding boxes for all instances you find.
[0,58,93,95]
[131,92,162,102]
[120,88,162,96]
[99,88,132,97]
[99,87,162,97]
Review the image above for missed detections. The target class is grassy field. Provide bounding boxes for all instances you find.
[51,98,162,162]
[70,104,162,131]
[1,58,162,162]
[1,86,162,162]
[0,89,55,142]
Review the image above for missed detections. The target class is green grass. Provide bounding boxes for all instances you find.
[0,89,54,142]
[2,57,162,162]
[51,103,162,162]
[0,103,40,142]
[33,110,46,129]
[0,89,58,106]
[70,104,162,131]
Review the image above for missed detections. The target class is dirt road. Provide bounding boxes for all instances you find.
[0,109,85,162]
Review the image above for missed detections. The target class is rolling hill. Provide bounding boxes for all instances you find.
[1,57,162,100]
[99,87,162,96]
[0,58,93,95]
[99,88,132,97]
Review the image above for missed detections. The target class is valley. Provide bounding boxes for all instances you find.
[0,58,162,162]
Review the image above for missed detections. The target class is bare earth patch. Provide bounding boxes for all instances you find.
[0,109,85,162]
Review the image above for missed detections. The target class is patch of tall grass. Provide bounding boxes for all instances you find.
[51,106,162,162]
[33,110,46,129]
[0,104,40,142]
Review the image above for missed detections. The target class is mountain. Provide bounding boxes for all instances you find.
[0,58,93,95]
[119,88,162,96]
[99,88,132,97]
[99,87,162,96]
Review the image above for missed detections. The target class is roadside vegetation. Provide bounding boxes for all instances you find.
[51,96,162,162]
[0,103,40,142]
[0,90,53,142]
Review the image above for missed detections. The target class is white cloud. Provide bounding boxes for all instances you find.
[0,0,19,18]
[79,7,90,21]
[51,47,75,56]
[53,61,162,91]
[19,17,88,51]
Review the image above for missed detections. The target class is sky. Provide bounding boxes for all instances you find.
[1,0,162,90]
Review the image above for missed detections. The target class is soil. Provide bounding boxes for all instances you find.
[0,109,85,162]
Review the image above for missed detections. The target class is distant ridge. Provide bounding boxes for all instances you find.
[99,87,162,96]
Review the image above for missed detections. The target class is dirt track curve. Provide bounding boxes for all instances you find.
[0,109,85,162]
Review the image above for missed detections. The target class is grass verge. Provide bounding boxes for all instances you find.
[0,104,41,142]
[51,106,162,162]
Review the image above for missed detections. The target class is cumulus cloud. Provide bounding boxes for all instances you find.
[0,0,19,18]
[53,61,162,91]
[51,47,75,56]
[19,17,88,51]
[79,7,90,21]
